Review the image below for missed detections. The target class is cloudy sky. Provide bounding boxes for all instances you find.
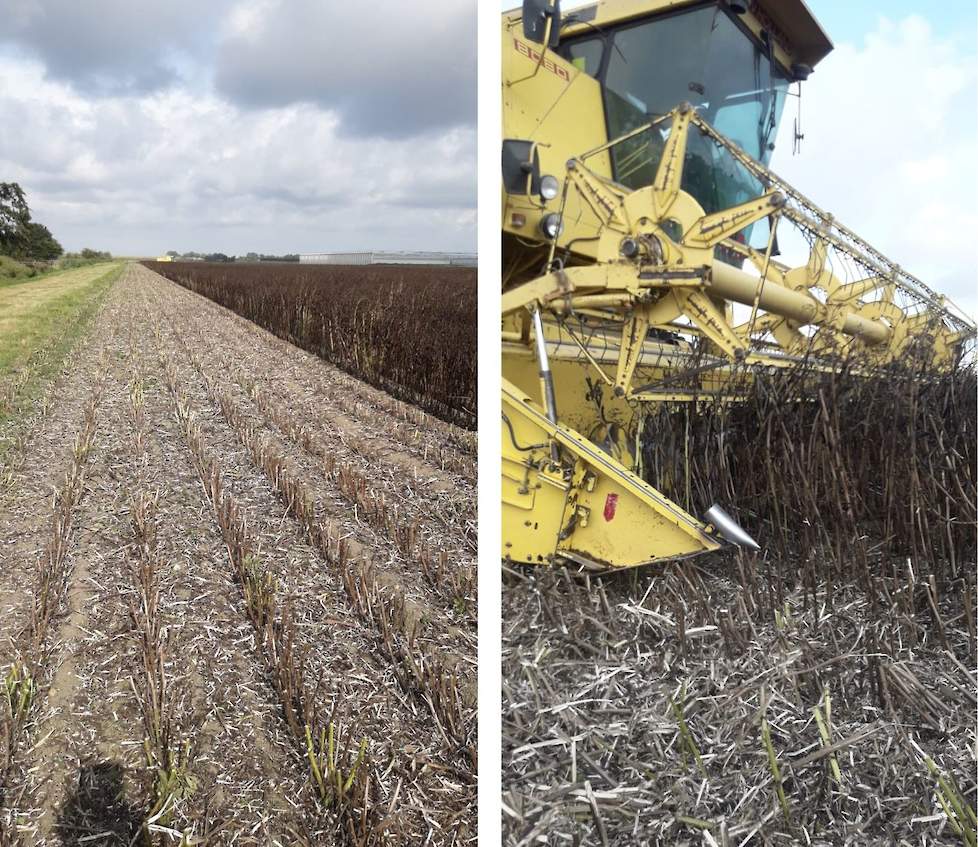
[0,0,476,257]
[769,1,978,320]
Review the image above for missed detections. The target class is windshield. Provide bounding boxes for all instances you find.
[566,6,790,220]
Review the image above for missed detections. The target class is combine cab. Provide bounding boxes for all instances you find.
[501,0,976,570]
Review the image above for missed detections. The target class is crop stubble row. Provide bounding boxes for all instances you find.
[0,264,476,846]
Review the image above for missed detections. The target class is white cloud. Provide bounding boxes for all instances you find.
[0,0,233,95]
[770,14,978,320]
[214,0,476,138]
[224,0,279,39]
[0,50,475,255]
[0,0,476,256]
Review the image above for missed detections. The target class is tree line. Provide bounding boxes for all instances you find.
[164,251,300,263]
[0,182,110,263]
[0,182,62,260]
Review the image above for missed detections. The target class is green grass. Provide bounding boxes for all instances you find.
[0,255,42,285]
[0,254,120,289]
[0,264,77,292]
[0,262,123,435]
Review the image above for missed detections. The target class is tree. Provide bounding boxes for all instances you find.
[23,222,62,260]
[0,182,30,255]
[166,250,179,257]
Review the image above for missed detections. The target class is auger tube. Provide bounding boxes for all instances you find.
[709,260,891,345]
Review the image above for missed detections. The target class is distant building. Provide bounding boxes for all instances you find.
[156,255,173,262]
[299,251,477,267]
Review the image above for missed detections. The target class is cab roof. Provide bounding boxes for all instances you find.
[552,0,834,68]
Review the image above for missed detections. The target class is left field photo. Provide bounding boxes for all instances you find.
[0,2,477,844]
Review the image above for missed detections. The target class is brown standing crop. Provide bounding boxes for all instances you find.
[142,261,477,429]
[640,360,977,602]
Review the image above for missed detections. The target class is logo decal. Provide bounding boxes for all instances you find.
[513,39,571,81]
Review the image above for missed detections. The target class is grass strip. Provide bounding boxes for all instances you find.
[0,262,122,450]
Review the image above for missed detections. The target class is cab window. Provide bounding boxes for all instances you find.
[561,36,604,77]
[598,3,790,252]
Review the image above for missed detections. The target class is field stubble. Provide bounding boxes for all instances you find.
[0,262,476,846]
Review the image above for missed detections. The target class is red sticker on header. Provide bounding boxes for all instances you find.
[603,493,618,522]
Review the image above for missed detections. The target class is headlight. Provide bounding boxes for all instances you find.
[540,213,563,240]
[540,174,560,201]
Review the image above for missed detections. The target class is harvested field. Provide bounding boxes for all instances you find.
[0,262,476,846]
[502,365,977,845]
[143,261,477,429]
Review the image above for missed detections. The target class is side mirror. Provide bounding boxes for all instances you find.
[791,63,813,81]
[522,0,561,48]
[502,140,541,197]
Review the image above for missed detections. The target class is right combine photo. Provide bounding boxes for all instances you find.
[500,0,977,843]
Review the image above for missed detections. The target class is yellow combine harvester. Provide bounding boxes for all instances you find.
[501,0,976,571]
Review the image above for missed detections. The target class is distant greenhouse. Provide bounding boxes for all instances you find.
[299,251,477,267]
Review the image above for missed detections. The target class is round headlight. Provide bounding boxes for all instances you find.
[541,213,563,240]
[540,174,560,201]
